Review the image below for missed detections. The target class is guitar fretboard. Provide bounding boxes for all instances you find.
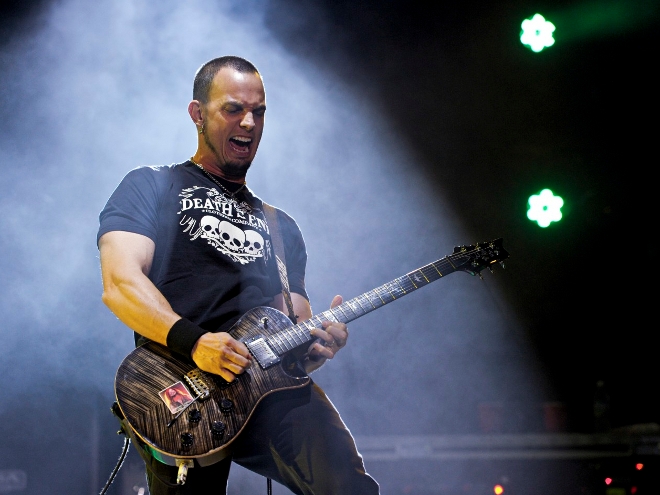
[262,250,480,356]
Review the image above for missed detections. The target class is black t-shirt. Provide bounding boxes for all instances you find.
[97,161,308,340]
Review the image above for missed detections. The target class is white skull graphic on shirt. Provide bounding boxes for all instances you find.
[178,186,270,265]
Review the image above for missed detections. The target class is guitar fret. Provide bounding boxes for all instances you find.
[380,286,394,302]
[286,326,304,347]
[296,325,311,344]
[430,261,444,277]
[421,266,438,282]
[278,331,296,352]
[386,283,398,299]
[366,293,379,308]
[267,334,286,354]
[406,274,419,288]
[281,328,298,349]
[346,297,366,317]
[344,300,361,318]
[324,310,339,323]
[393,278,407,295]
[309,316,324,330]
[277,329,292,348]
[411,270,428,287]
[334,305,350,322]
[404,276,417,290]
[273,332,289,352]
[439,260,454,275]
[357,294,376,312]
[384,282,397,299]
[301,320,315,335]
[373,290,386,305]
[405,273,420,288]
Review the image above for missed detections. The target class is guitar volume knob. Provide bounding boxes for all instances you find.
[219,398,234,412]
[187,409,202,424]
[211,421,226,438]
[180,432,194,448]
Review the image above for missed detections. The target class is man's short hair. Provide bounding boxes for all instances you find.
[193,56,260,104]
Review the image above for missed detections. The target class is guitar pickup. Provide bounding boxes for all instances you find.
[184,369,213,399]
[245,337,280,369]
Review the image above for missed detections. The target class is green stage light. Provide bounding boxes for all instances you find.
[527,189,564,228]
[520,13,556,52]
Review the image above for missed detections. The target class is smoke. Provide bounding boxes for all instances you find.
[0,0,544,492]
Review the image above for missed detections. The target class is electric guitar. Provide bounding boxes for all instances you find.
[114,238,509,470]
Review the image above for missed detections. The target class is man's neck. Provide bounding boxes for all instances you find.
[190,155,246,184]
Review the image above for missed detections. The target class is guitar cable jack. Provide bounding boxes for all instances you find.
[176,459,194,485]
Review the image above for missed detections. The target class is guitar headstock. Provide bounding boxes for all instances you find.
[452,238,509,277]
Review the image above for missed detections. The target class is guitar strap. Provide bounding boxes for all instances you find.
[262,202,298,324]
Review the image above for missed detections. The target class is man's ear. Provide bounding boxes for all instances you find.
[188,100,203,126]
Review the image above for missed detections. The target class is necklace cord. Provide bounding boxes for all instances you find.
[189,158,246,197]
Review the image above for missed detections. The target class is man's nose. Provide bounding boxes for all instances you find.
[240,112,255,131]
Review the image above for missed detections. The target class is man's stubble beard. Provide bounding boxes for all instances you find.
[203,132,252,180]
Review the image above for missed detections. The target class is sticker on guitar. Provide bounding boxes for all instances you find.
[159,382,195,414]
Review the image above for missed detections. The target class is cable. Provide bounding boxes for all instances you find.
[99,436,131,495]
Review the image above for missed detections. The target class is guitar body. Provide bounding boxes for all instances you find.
[114,306,310,467]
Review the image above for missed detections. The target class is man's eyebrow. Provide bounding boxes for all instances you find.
[222,101,243,109]
[221,102,266,112]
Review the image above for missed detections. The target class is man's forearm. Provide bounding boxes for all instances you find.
[101,270,180,345]
[99,231,182,345]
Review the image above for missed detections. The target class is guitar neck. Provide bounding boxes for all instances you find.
[266,254,463,356]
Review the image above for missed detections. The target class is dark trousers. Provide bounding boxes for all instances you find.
[142,382,380,494]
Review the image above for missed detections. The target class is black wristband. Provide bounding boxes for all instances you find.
[166,318,208,359]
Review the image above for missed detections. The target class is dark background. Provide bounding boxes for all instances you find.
[1,0,659,493]
[262,0,660,431]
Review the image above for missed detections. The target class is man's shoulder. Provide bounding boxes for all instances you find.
[124,162,184,178]
[118,162,190,189]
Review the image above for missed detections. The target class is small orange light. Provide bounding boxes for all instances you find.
[605,477,612,485]
[494,484,504,495]
[635,463,644,471]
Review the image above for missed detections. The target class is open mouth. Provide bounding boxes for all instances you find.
[229,136,252,155]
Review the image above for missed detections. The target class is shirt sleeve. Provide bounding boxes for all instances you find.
[97,166,167,246]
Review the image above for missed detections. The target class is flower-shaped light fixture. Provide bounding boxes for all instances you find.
[527,189,564,227]
[520,13,556,53]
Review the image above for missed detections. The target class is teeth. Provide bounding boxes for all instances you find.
[232,136,252,143]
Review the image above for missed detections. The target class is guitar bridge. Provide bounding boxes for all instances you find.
[245,337,280,369]
[184,369,213,399]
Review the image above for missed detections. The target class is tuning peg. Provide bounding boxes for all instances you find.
[488,266,495,274]
[499,261,506,269]
[478,272,484,280]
